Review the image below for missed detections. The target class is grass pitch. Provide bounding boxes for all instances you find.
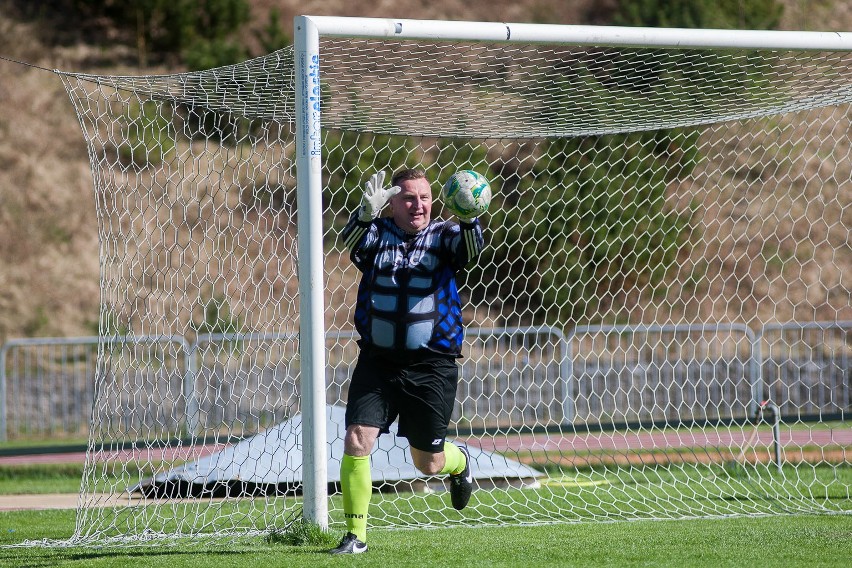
[0,462,849,566]
[0,510,849,567]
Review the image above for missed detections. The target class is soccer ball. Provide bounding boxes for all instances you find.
[441,170,492,219]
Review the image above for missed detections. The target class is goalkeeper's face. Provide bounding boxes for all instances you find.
[389,177,432,234]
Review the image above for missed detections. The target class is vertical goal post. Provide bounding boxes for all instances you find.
[292,16,852,529]
[294,15,328,529]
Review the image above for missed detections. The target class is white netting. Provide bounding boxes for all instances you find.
[54,32,851,546]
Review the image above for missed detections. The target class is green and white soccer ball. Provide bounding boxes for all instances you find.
[441,170,492,219]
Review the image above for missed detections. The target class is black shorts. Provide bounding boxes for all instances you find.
[344,347,459,453]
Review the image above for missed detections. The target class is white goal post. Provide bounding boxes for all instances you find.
[38,16,851,547]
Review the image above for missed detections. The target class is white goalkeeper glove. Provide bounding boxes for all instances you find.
[358,171,401,222]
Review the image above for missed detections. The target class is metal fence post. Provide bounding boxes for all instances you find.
[0,343,7,442]
[745,326,762,419]
[564,328,576,427]
[556,328,574,424]
[184,337,198,438]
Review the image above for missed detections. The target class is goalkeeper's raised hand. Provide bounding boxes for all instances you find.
[358,171,401,222]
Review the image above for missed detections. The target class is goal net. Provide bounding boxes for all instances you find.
[54,19,850,546]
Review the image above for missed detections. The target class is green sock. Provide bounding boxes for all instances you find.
[439,442,466,475]
[340,454,371,542]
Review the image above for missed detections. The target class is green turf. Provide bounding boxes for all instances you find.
[0,511,849,567]
[1,462,849,530]
[0,462,849,566]
[0,438,89,452]
[0,464,84,495]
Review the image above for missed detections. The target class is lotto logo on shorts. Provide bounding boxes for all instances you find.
[432,438,443,445]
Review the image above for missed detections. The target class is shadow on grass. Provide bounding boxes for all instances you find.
[0,546,225,562]
[0,543,335,567]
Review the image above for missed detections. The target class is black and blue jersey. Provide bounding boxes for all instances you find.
[341,211,484,356]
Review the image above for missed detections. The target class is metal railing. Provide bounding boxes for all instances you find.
[567,323,761,421]
[0,335,189,442]
[1,322,849,442]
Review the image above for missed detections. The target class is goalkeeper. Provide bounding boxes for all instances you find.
[331,168,485,554]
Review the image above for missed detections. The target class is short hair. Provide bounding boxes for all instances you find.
[391,168,427,187]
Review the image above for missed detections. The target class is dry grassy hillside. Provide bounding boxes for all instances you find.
[0,0,850,341]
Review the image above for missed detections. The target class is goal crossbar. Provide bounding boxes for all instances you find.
[301,15,852,50]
